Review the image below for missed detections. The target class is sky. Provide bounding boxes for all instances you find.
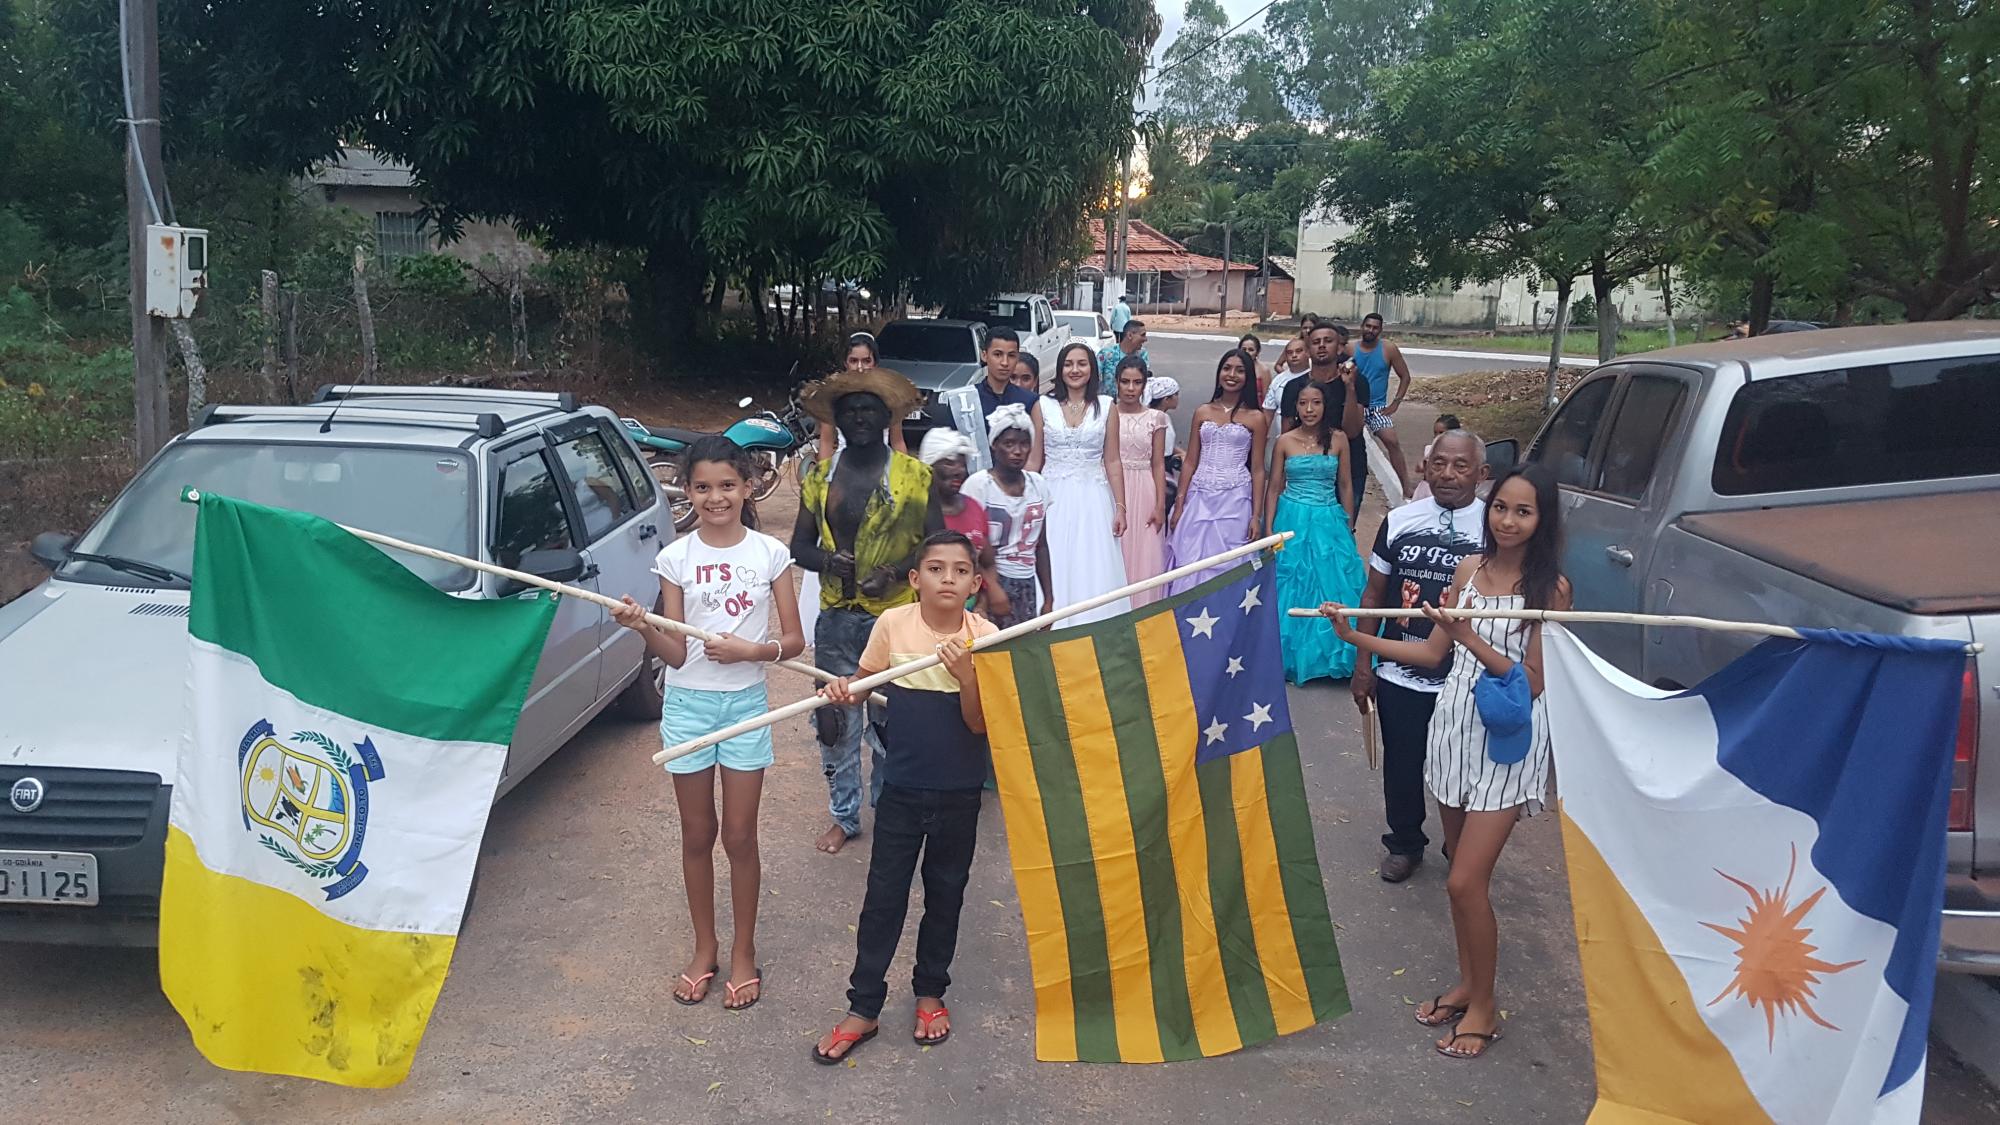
[1149,0,1273,72]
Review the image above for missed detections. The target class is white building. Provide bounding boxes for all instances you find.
[1292,210,1670,329]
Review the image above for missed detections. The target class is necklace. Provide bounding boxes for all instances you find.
[918,611,964,644]
[1062,396,1089,423]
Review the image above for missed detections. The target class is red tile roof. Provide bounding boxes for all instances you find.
[1083,218,1255,275]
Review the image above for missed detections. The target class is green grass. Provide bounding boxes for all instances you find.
[1422,325,1699,357]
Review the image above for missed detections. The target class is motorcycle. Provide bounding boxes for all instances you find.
[622,395,812,531]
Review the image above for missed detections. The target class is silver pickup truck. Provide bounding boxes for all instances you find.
[1516,323,2000,974]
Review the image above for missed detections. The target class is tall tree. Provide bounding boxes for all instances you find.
[1642,0,1999,326]
[1153,0,1235,144]
[1265,0,1426,126]
[59,1,1154,353]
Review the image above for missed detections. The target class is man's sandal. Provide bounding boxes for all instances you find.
[811,1023,878,1065]
[723,969,762,1012]
[1415,996,1467,1027]
[1436,1027,1503,1059]
[672,965,719,1006]
[913,1005,951,1046]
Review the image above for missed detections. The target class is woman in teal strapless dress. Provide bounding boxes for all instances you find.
[1265,380,1367,683]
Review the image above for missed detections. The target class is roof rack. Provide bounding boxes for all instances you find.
[312,384,579,412]
[193,404,506,438]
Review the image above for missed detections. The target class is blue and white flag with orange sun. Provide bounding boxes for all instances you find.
[1541,625,1966,1125]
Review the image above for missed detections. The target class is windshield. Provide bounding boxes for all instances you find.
[875,323,980,364]
[62,441,476,590]
[1712,353,2000,495]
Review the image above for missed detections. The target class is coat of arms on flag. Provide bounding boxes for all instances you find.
[1541,626,1967,1123]
[160,492,554,1087]
[976,562,1349,1062]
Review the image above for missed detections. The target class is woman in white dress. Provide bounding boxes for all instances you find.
[1030,341,1132,627]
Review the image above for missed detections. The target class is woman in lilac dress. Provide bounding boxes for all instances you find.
[1166,349,1268,595]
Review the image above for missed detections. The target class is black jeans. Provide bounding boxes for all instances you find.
[1377,679,1438,857]
[846,784,983,1020]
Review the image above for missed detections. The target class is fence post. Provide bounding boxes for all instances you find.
[169,319,207,428]
[282,289,301,402]
[352,245,378,380]
[509,263,530,369]
[259,270,279,400]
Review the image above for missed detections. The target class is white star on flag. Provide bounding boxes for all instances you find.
[1186,608,1219,639]
[1245,702,1274,731]
[1204,718,1229,744]
[1225,656,1245,678]
[1238,584,1262,613]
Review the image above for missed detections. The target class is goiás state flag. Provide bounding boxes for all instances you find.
[975,562,1349,1062]
[160,492,554,1087]
[1542,625,1967,1123]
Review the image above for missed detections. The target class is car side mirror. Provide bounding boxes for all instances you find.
[29,531,75,570]
[499,548,586,595]
[1485,439,1520,476]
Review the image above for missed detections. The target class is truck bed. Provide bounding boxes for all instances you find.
[1677,491,2000,615]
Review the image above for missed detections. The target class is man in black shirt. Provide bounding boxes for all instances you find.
[974,327,1038,423]
[1280,323,1367,518]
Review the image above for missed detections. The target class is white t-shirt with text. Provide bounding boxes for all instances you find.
[651,528,794,692]
[960,470,1051,580]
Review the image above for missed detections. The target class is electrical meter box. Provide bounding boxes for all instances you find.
[144,224,208,318]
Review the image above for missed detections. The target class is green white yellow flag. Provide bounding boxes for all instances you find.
[160,492,554,1086]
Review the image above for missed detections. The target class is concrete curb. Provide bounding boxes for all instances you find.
[1933,973,2000,1089]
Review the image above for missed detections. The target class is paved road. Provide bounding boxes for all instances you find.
[2,332,1995,1120]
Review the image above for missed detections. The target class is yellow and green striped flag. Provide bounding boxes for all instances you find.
[976,562,1348,1063]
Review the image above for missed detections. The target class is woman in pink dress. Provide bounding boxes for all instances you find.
[1111,355,1168,605]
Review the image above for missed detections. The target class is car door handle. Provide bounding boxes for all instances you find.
[579,563,600,581]
[1605,545,1635,567]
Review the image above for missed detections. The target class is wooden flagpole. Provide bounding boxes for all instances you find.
[298,514,887,703]
[1289,606,1984,653]
[650,532,1296,766]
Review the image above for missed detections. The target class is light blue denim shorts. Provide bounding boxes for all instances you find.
[659,682,774,775]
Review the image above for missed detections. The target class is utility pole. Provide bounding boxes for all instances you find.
[1111,144,1132,316]
[1217,220,1232,328]
[124,0,171,460]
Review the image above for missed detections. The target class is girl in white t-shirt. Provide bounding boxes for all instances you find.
[613,436,803,1013]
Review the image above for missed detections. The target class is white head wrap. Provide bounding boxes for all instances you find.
[918,426,976,466]
[985,402,1034,438]
[1145,376,1180,405]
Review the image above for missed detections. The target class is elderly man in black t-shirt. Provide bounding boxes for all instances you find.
[1351,430,1489,882]
[1279,323,1367,518]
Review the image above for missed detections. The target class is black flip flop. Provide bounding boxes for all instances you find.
[812,1024,878,1065]
[672,965,719,1006]
[1415,995,1467,1027]
[1436,1027,1504,1059]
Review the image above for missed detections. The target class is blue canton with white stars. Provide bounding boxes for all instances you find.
[1173,564,1293,764]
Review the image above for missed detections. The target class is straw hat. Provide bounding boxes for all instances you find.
[799,367,923,424]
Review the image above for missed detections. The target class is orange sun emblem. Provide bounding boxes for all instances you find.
[1702,844,1864,1049]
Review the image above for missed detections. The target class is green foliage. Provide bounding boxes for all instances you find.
[391,254,470,298]
[0,287,131,457]
[1569,294,1596,327]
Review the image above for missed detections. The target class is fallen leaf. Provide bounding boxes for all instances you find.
[1457,1100,1475,1107]
[1500,1009,1511,1020]
[683,1035,708,1046]
[989,900,1005,908]
[847,924,857,933]
[1391,968,1406,977]
[1402,995,1414,1005]
[921,1045,931,1053]
[707,1082,723,1095]
[845,1057,857,1068]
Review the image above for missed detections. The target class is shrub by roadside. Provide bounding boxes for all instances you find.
[1407,366,1589,444]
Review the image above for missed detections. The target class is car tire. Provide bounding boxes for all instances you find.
[614,588,668,725]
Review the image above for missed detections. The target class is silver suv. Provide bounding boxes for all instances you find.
[0,386,670,945]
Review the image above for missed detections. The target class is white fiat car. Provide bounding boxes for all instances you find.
[0,386,669,945]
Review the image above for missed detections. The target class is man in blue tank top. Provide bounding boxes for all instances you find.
[1353,312,1415,498]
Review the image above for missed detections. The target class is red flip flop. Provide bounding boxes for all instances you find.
[672,965,718,1006]
[913,1004,951,1046]
[723,968,762,1011]
[812,1022,878,1065]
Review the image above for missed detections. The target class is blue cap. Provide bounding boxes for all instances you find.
[1474,662,1534,765]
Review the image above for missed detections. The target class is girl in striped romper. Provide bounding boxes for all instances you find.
[1324,463,1569,1061]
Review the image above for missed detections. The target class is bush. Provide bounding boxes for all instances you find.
[1569,294,1597,326]
[391,253,470,297]
[0,287,130,458]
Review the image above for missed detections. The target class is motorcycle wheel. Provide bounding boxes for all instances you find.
[651,456,697,532]
[749,450,784,503]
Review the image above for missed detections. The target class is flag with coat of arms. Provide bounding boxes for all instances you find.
[159,491,554,1087]
[974,561,1349,1063]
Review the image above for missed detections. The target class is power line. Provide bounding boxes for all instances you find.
[1153,1,1280,83]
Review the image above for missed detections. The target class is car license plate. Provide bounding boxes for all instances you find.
[0,851,99,906]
